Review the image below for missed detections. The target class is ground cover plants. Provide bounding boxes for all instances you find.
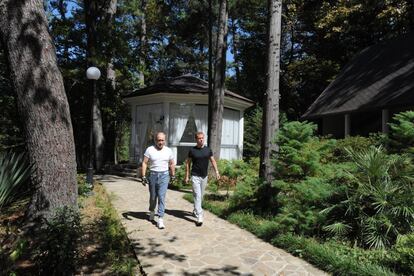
[186,110,414,275]
[0,174,140,275]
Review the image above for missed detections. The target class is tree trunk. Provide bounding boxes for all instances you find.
[104,0,118,164]
[231,18,241,88]
[0,0,77,218]
[207,0,213,143]
[208,0,228,160]
[85,0,105,171]
[138,0,147,87]
[259,0,282,182]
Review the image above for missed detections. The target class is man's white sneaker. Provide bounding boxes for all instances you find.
[149,211,155,221]
[158,218,165,229]
[196,216,203,226]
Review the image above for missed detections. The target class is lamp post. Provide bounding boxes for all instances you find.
[86,66,101,188]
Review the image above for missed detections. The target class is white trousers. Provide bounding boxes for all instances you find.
[191,175,208,218]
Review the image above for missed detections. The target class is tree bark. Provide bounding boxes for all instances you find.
[85,0,105,171]
[104,0,118,164]
[138,0,147,87]
[0,0,77,218]
[207,0,213,143]
[259,0,282,182]
[208,0,228,160]
[231,18,241,88]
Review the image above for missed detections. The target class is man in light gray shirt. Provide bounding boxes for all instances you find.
[141,132,175,229]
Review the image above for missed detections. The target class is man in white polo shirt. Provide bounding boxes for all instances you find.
[141,132,175,229]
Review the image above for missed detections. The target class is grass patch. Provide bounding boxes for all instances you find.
[78,182,140,275]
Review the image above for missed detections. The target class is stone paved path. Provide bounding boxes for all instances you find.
[98,175,328,276]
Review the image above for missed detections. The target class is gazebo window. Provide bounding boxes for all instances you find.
[176,116,197,164]
[180,116,197,143]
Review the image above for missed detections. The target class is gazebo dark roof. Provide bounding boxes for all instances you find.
[124,75,254,104]
[302,32,414,119]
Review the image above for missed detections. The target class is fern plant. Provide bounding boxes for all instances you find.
[0,151,31,209]
[388,110,414,155]
[322,146,414,249]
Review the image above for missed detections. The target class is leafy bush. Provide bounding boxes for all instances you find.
[77,173,92,196]
[274,121,320,179]
[322,146,414,249]
[388,110,414,155]
[386,233,414,275]
[270,176,336,235]
[243,106,262,159]
[213,158,259,199]
[330,135,384,162]
[0,151,31,209]
[168,165,190,190]
[36,206,82,276]
[272,234,397,276]
[255,121,337,224]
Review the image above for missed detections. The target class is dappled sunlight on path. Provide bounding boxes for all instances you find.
[98,175,328,275]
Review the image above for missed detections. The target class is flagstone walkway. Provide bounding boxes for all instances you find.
[98,175,328,276]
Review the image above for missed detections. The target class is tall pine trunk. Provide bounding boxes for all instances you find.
[231,18,241,89]
[259,0,282,182]
[0,0,77,218]
[138,0,147,87]
[208,0,228,160]
[207,0,213,142]
[85,0,105,171]
[104,0,118,164]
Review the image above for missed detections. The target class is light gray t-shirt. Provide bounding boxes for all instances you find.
[144,145,174,172]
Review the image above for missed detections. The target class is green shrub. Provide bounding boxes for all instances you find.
[209,158,259,196]
[274,121,320,179]
[270,175,337,235]
[386,233,414,275]
[77,173,92,196]
[0,151,31,209]
[36,206,82,276]
[330,135,384,162]
[388,110,414,155]
[321,146,414,249]
[169,165,191,190]
[272,234,397,276]
[243,106,263,159]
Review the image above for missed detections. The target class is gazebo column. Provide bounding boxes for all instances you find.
[344,113,351,137]
[382,109,390,134]
[238,111,244,159]
[129,105,137,162]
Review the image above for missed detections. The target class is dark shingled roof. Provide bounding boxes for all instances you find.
[124,75,254,104]
[302,32,414,119]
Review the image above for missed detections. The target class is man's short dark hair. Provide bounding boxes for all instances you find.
[194,132,204,138]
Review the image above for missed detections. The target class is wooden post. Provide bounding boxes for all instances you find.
[382,109,390,134]
[344,114,351,137]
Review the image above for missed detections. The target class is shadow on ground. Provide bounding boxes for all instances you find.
[165,209,196,223]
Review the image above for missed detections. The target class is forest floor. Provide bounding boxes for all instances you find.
[0,184,140,275]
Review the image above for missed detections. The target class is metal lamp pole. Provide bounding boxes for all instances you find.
[86,66,101,188]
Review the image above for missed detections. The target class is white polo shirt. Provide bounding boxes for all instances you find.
[144,145,174,172]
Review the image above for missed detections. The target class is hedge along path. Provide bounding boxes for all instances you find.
[99,175,328,276]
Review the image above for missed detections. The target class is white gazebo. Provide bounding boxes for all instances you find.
[124,75,254,164]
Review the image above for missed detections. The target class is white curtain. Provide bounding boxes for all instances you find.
[169,104,192,146]
[194,105,208,144]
